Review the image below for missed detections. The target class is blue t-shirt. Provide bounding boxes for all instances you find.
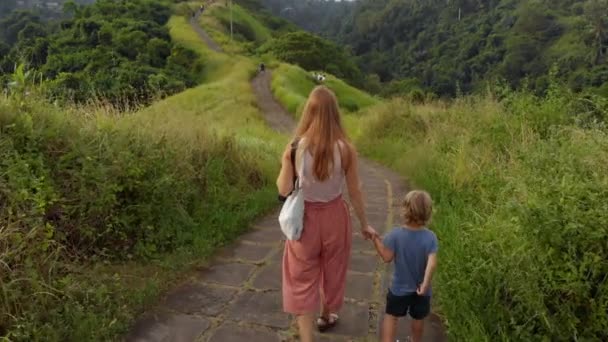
[383,226,438,297]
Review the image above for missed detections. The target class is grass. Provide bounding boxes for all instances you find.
[271,63,378,116]
[355,86,608,340]
[5,1,606,341]
[208,3,272,43]
[191,3,377,120]
[271,63,316,114]
[168,15,232,81]
[0,13,285,341]
[194,2,272,55]
[544,17,588,68]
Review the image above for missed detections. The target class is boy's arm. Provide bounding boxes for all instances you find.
[372,235,394,263]
[417,253,437,295]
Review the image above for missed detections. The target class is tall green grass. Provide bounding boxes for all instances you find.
[209,3,272,43]
[193,2,271,55]
[272,63,378,115]
[356,87,608,340]
[0,14,283,341]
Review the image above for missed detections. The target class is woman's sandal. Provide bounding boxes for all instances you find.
[316,313,339,332]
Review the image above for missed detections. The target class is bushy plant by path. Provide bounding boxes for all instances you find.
[271,63,377,115]
[0,93,278,339]
[357,87,608,340]
[0,12,283,338]
[259,31,363,86]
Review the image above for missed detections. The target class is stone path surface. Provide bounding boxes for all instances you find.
[126,15,446,342]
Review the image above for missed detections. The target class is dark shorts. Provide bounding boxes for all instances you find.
[385,290,431,320]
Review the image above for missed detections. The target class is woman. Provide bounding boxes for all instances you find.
[277,86,376,341]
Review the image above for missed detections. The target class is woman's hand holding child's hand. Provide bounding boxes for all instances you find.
[361,225,377,240]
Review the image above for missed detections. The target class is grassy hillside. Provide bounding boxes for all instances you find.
[200,1,378,115]
[0,0,202,107]
[271,63,377,115]
[261,0,608,98]
[2,1,607,341]
[356,86,608,340]
[0,12,283,341]
[196,1,294,54]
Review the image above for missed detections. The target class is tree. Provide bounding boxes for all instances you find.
[584,0,608,64]
[0,11,42,45]
[63,0,81,18]
[261,31,363,84]
[0,0,200,106]
[0,0,17,19]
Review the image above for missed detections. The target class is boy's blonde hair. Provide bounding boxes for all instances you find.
[402,190,433,226]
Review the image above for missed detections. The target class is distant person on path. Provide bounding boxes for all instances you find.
[259,62,265,73]
[371,190,438,342]
[277,86,376,342]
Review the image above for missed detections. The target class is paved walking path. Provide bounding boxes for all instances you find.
[190,10,222,53]
[126,16,446,342]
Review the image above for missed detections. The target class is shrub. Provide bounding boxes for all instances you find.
[0,94,276,339]
[357,89,608,340]
[260,31,363,86]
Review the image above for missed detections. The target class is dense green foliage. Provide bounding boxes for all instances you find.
[259,31,363,85]
[199,1,365,87]
[0,0,18,19]
[262,0,608,98]
[357,82,608,340]
[0,0,96,20]
[259,0,353,36]
[230,0,297,38]
[0,91,277,340]
[2,1,607,341]
[272,63,377,114]
[0,0,202,106]
[0,9,284,340]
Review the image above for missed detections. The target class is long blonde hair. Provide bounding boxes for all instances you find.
[295,86,347,181]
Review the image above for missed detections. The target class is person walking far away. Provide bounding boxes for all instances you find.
[260,62,265,73]
[371,190,438,342]
[277,86,376,342]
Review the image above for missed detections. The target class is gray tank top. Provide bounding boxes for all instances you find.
[296,140,345,203]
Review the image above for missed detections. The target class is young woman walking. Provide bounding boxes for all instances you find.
[277,86,376,342]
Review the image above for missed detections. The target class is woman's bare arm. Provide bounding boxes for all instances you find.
[276,143,295,197]
[344,143,371,236]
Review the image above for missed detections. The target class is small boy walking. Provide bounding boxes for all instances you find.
[372,190,438,342]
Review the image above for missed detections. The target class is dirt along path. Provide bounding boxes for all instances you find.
[250,70,295,134]
[126,16,446,342]
[190,10,222,53]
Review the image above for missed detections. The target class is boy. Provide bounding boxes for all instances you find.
[372,190,438,342]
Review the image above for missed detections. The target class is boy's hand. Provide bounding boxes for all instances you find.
[416,282,430,296]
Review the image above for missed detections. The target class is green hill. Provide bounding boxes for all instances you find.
[0,3,285,340]
[0,1,607,341]
[261,0,608,98]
